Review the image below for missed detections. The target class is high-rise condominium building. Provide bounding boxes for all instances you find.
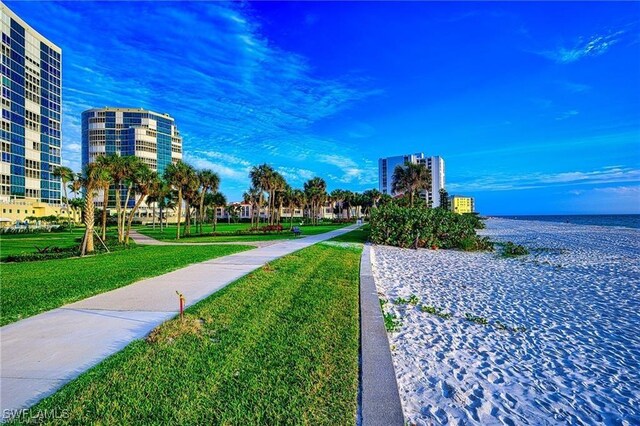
[81,107,182,208]
[378,153,445,207]
[82,107,182,174]
[0,3,62,205]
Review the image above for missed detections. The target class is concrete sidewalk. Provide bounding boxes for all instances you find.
[127,229,278,247]
[0,224,361,416]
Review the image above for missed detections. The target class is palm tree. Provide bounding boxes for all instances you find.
[94,155,115,240]
[52,166,74,229]
[197,170,220,235]
[182,178,199,237]
[69,197,84,224]
[392,163,432,207]
[286,188,305,229]
[243,186,262,228]
[164,161,196,240]
[68,173,83,224]
[272,176,288,224]
[124,165,158,244]
[146,177,166,230]
[250,164,276,224]
[304,177,327,225]
[206,192,227,232]
[80,163,110,255]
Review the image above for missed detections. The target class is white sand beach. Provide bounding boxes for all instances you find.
[371,218,640,425]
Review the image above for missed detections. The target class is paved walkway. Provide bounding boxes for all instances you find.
[128,229,279,248]
[0,224,361,416]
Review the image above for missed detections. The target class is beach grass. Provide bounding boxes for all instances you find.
[135,222,349,242]
[12,230,364,425]
[0,244,252,326]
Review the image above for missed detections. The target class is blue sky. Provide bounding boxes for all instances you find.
[6,1,640,214]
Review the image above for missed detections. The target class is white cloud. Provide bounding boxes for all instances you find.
[555,110,579,121]
[536,30,625,64]
[448,166,640,192]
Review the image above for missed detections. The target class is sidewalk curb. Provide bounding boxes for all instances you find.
[359,244,405,426]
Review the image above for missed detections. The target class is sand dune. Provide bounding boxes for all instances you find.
[371,218,640,425]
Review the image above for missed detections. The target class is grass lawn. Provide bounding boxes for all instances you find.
[136,222,349,243]
[0,228,87,261]
[15,230,366,425]
[1,244,252,326]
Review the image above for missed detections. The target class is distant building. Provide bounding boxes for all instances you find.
[82,107,182,175]
[0,198,62,224]
[449,195,475,214]
[378,153,445,207]
[1,3,62,206]
[81,107,182,209]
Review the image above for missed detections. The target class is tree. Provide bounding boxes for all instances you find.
[206,192,227,233]
[68,173,83,224]
[272,176,288,224]
[243,186,262,228]
[124,165,158,244]
[249,164,277,224]
[304,177,327,225]
[226,203,241,224]
[164,161,197,240]
[80,163,110,255]
[94,155,114,240]
[392,163,432,207]
[197,170,220,235]
[52,166,74,229]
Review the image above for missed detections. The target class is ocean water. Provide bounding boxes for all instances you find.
[496,214,640,229]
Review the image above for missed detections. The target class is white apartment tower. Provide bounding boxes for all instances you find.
[378,153,445,207]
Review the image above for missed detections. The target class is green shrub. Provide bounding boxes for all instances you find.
[383,312,402,332]
[369,204,491,250]
[465,313,488,325]
[501,241,529,257]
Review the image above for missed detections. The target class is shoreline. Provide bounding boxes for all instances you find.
[371,218,640,425]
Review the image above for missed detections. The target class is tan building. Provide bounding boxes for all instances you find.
[449,195,475,214]
[0,199,63,226]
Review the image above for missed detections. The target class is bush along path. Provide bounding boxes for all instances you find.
[0,224,362,420]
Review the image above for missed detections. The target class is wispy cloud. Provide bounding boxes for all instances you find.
[317,154,378,184]
[536,30,625,63]
[448,165,640,192]
[556,110,579,121]
[27,2,378,196]
[559,81,590,93]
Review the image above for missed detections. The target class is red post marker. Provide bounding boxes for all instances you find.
[176,291,185,320]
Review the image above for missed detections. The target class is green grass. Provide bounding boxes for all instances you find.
[135,222,350,243]
[1,244,252,326]
[0,228,87,261]
[13,232,363,425]
[328,224,369,244]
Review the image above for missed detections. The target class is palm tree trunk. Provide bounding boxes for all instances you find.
[213,207,218,232]
[175,189,182,240]
[184,201,191,236]
[121,184,133,242]
[152,203,156,229]
[199,193,205,235]
[115,187,122,242]
[125,194,146,244]
[62,183,71,231]
[289,204,294,230]
[82,189,95,255]
[101,185,108,240]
